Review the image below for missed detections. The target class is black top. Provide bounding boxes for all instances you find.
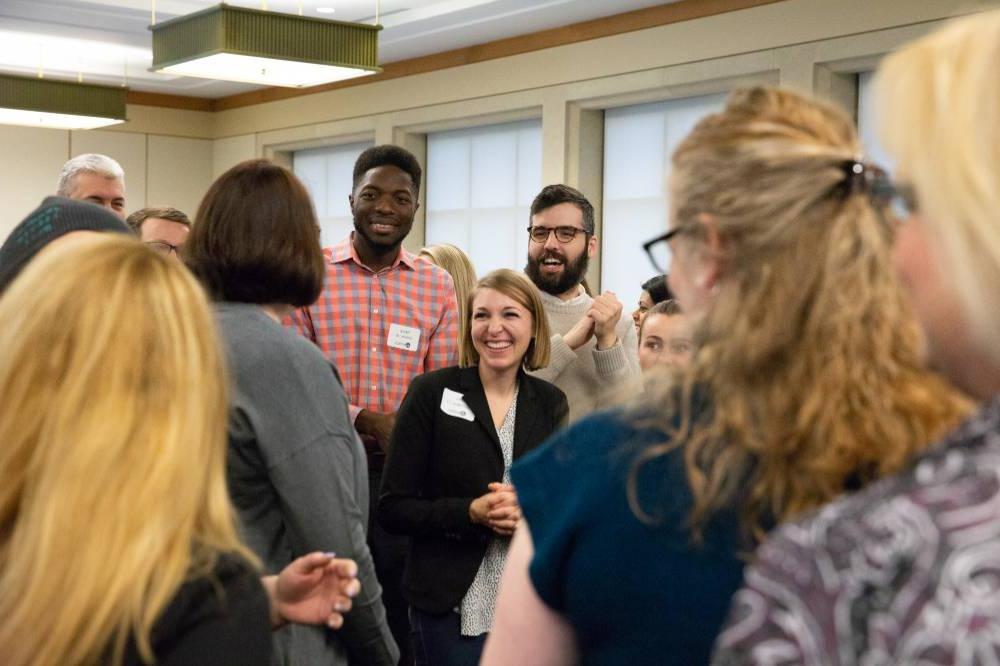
[122,554,271,665]
[378,365,568,613]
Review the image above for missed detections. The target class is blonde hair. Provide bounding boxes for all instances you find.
[633,87,970,540]
[459,268,551,371]
[877,10,1000,365]
[0,235,256,666]
[420,244,477,324]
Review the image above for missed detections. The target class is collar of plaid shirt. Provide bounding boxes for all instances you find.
[332,233,419,273]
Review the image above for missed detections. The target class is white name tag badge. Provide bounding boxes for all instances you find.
[387,323,421,352]
[440,388,475,422]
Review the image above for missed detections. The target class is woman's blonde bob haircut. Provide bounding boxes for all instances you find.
[0,235,255,666]
[459,268,551,371]
[876,10,1000,365]
[420,244,478,325]
[633,87,969,541]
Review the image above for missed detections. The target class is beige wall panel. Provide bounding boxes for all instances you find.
[213,134,257,178]
[212,0,997,137]
[146,135,213,217]
[114,105,214,139]
[70,130,147,213]
[255,116,376,154]
[0,125,69,239]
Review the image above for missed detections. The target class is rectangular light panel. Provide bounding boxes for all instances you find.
[157,52,377,88]
[0,107,123,130]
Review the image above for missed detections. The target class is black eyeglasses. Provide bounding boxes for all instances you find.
[145,240,181,255]
[642,227,685,272]
[887,182,919,220]
[844,161,919,221]
[527,225,588,244]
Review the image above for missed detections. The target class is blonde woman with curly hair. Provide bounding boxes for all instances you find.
[716,11,1000,664]
[0,232,362,666]
[482,86,970,665]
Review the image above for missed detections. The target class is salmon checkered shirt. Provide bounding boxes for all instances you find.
[289,236,459,422]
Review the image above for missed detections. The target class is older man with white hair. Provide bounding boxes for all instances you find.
[56,153,127,219]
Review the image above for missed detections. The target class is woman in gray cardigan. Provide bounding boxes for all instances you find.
[184,159,398,666]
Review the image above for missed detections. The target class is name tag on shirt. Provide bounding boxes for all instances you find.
[440,388,475,421]
[387,323,421,352]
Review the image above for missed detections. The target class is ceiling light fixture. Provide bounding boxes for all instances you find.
[0,73,126,130]
[316,7,336,14]
[149,4,381,88]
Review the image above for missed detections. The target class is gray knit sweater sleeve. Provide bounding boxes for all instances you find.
[529,294,641,421]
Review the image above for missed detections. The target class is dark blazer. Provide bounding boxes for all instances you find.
[378,364,568,614]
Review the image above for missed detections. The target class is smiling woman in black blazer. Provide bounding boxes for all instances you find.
[379,268,568,666]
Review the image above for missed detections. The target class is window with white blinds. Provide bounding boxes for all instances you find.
[857,70,893,172]
[601,92,728,306]
[292,140,374,247]
[425,119,542,277]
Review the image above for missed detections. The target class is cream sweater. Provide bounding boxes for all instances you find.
[529,289,641,423]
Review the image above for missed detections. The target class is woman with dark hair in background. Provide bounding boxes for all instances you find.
[631,274,673,332]
[184,159,398,666]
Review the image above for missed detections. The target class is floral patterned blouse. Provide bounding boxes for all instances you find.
[713,397,1000,665]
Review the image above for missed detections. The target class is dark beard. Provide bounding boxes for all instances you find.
[352,217,406,256]
[525,250,590,296]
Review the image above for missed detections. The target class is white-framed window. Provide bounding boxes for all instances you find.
[425,119,542,276]
[601,92,728,306]
[293,140,374,247]
[857,70,893,171]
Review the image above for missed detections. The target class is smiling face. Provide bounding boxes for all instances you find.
[525,202,596,298]
[639,312,694,371]
[470,287,534,376]
[349,165,418,253]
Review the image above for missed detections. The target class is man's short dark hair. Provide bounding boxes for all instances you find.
[184,159,324,307]
[529,184,595,234]
[125,207,191,234]
[352,145,422,195]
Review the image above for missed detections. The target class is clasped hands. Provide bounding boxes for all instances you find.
[563,292,623,351]
[469,482,522,536]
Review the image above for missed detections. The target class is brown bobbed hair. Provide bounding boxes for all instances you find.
[459,269,551,371]
[183,159,324,307]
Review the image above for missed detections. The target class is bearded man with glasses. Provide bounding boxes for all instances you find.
[523,184,641,422]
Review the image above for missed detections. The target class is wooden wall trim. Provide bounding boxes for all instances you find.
[212,0,783,111]
[127,90,214,112]
[125,0,784,113]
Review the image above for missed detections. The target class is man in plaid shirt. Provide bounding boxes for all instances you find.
[290,145,459,665]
